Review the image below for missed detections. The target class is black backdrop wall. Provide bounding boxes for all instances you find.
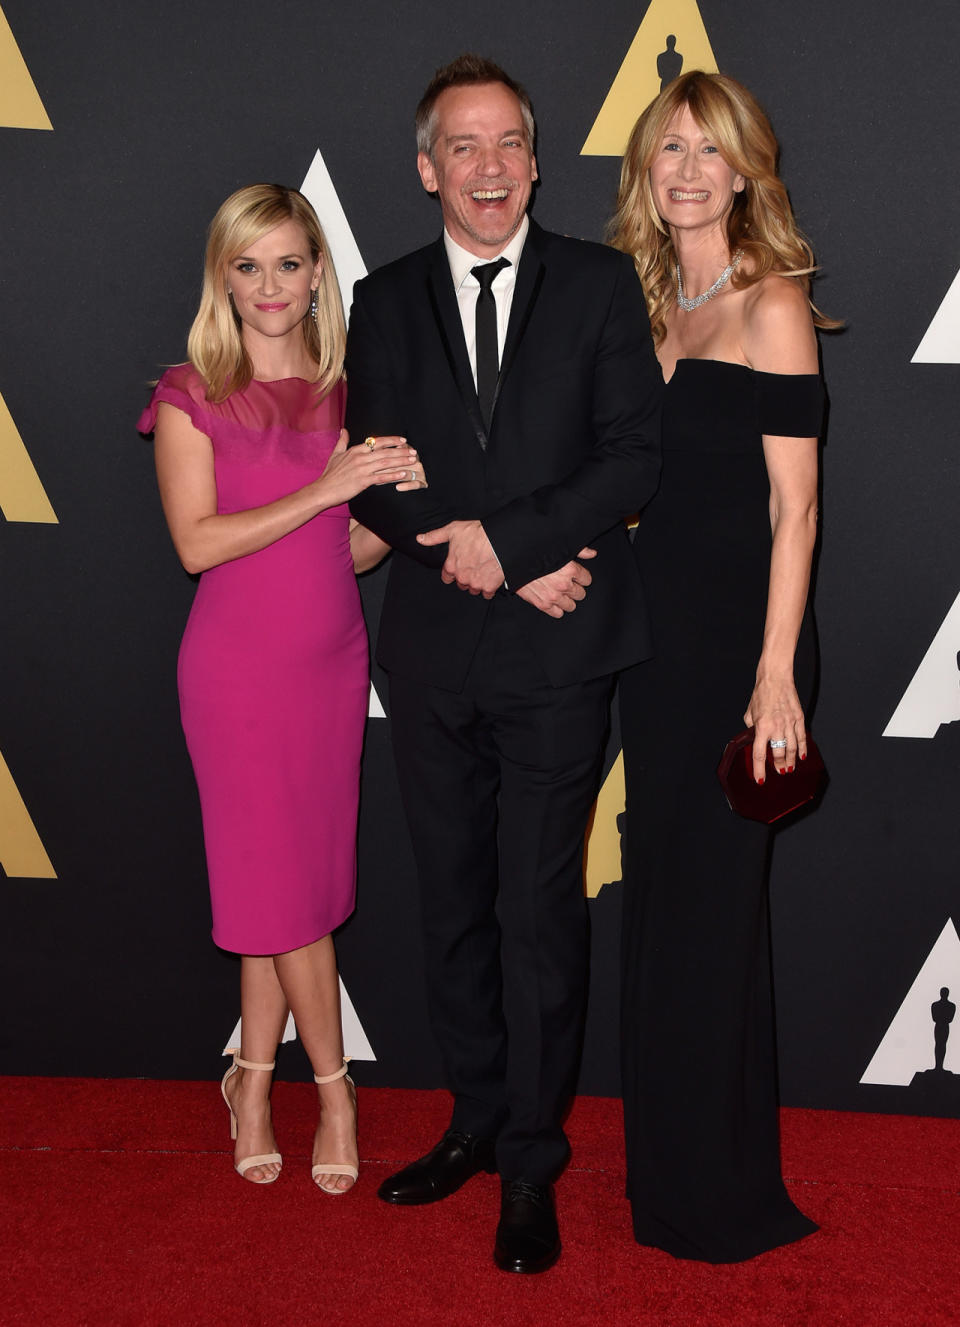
[2,0,959,1119]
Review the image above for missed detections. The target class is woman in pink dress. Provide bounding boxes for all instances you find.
[139,184,425,1190]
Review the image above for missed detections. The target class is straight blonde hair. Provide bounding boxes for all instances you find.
[608,71,837,345]
[187,184,345,402]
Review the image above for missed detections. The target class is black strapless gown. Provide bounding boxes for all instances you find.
[619,360,823,1263]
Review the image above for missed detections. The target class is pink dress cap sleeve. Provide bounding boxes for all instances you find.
[136,363,213,436]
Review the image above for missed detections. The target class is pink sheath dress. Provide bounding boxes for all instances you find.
[139,364,367,955]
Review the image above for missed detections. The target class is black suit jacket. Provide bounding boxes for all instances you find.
[346,220,663,692]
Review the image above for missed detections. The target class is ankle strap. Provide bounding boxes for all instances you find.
[314,1056,351,1085]
[232,1054,276,1072]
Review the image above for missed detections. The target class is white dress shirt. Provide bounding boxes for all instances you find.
[443,215,530,387]
[441,217,529,587]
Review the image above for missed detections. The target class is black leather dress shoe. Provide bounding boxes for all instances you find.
[377,1130,497,1205]
[494,1179,561,1273]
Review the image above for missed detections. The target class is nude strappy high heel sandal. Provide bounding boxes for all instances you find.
[220,1053,283,1183]
[311,1057,358,1194]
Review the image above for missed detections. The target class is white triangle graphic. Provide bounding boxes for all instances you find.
[299,149,367,321]
[299,150,386,721]
[222,975,376,1062]
[883,589,960,738]
[861,919,960,1085]
[913,267,960,363]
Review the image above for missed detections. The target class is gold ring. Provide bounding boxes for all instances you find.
[364,437,376,451]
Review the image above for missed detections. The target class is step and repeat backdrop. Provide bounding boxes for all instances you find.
[2,0,958,1117]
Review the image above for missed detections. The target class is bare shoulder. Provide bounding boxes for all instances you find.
[742,274,817,374]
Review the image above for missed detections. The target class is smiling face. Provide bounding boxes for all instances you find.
[417,81,537,257]
[225,218,322,345]
[648,103,745,240]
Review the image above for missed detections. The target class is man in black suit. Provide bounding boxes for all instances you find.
[346,54,662,1273]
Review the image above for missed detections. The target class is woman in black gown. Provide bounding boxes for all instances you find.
[609,72,836,1262]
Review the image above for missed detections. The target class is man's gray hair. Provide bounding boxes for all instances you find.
[415,53,536,159]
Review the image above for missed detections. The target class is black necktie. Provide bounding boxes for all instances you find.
[471,258,510,429]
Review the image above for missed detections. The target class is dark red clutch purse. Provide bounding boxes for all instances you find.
[717,728,826,824]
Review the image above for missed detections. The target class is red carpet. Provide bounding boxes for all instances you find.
[4,1077,960,1325]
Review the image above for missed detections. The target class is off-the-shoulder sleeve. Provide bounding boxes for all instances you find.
[754,372,824,438]
[136,363,212,436]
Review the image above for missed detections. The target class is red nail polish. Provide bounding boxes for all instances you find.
[757,777,765,785]
[786,765,794,773]
[799,752,807,761]
[777,767,785,776]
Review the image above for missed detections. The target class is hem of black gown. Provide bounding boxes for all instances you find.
[630,1207,819,1264]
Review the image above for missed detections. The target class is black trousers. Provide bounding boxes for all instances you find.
[388,606,613,1183]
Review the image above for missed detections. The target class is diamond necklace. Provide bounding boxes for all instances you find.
[676,249,744,312]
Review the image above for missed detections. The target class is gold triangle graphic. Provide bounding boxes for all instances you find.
[584,749,624,898]
[0,7,52,130]
[0,748,56,877]
[582,0,717,156]
[0,389,57,522]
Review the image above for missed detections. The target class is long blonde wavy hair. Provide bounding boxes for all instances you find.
[187,184,345,402]
[608,71,836,346]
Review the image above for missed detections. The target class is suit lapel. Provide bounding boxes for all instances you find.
[427,241,489,449]
[425,223,547,447]
[491,223,545,424]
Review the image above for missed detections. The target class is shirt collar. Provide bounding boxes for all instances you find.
[444,214,530,294]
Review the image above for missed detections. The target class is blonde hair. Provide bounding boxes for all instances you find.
[187,183,345,402]
[608,71,837,345]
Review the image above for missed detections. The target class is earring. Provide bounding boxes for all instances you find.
[309,287,318,320]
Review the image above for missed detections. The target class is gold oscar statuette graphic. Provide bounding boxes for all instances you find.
[583,750,625,898]
[582,0,718,156]
[0,749,56,878]
[0,389,57,522]
[0,5,52,130]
